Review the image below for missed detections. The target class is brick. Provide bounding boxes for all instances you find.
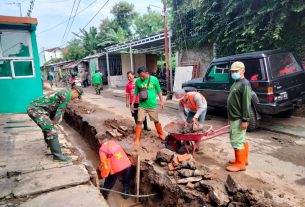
[210,174,218,180]
[177,154,193,162]
[168,163,175,171]
[118,126,128,132]
[172,157,179,167]
[106,130,116,137]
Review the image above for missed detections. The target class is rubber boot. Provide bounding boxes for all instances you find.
[155,123,165,140]
[226,149,246,172]
[48,138,71,162]
[143,117,151,131]
[135,125,142,145]
[229,143,249,165]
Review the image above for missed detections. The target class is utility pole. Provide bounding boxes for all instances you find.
[7,2,22,17]
[163,0,171,99]
[27,0,35,17]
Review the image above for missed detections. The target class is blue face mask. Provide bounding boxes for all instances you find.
[231,72,241,80]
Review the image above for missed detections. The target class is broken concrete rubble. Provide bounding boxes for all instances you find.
[177,176,203,184]
[156,148,175,163]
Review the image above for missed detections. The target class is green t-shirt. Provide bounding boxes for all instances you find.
[134,75,161,108]
[92,73,102,84]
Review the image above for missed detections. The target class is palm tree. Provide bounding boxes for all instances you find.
[73,26,100,54]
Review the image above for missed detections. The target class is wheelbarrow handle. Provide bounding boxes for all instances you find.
[207,124,230,135]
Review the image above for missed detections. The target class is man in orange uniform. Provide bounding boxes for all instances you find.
[175,89,207,126]
[98,134,132,199]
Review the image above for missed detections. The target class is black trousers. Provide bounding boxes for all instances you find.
[82,79,89,87]
[132,103,148,128]
[103,166,132,193]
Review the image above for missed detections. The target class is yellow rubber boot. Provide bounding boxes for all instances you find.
[155,123,165,140]
[229,143,249,165]
[135,126,142,145]
[226,149,246,172]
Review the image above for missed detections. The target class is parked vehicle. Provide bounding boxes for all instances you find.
[182,49,305,131]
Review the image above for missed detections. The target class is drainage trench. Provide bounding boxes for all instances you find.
[62,120,144,207]
[63,106,285,207]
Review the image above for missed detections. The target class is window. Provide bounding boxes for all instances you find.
[0,31,34,79]
[215,63,229,74]
[13,61,34,76]
[206,63,230,82]
[100,55,122,76]
[241,59,266,81]
[0,60,12,77]
[269,52,303,78]
[0,32,30,58]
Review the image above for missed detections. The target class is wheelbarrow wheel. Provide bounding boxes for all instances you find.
[165,135,181,152]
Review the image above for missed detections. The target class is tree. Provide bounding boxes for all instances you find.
[63,39,87,61]
[110,1,137,37]
[73,26,100,54]
[133,8,163,37]
[172,0,305,59]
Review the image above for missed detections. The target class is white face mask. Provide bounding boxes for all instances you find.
[231,72,241,80]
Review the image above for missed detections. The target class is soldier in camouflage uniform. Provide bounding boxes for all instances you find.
[27,86,83,161]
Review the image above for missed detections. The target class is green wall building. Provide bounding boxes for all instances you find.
[0,15,42,113]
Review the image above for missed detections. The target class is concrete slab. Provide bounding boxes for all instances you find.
[0,178,13,199]
[13,165,90,197]
[19,185,108,207]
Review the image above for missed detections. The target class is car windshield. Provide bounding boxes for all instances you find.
[269,52,303,78]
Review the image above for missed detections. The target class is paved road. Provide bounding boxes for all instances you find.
[78,86,305,206]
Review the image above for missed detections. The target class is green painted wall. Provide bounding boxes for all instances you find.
[0,24,43,113]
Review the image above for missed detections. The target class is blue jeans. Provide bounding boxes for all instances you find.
[186,110,207,125]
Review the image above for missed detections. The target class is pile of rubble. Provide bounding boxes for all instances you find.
[154,148,279,207]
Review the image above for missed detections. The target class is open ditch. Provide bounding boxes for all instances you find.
[63,102,296,207]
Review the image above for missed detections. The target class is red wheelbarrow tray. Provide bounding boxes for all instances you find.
[163,122,230,156]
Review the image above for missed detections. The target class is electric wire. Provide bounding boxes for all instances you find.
[59,0,111,47]
[60,0,77,45]
[82,0,110,29]
[65,0,82,43]
[38,0,97,34]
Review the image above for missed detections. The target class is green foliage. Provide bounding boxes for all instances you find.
[63,39,88,61]
[73,27,100,54]
[110,1,137,37]
[133,8,163,37]
[172,0,305,60]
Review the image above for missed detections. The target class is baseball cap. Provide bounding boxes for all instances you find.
[174,89,186,101]
[230,61,245,71]
[73,86,83,99]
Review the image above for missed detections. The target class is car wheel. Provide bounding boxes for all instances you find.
[248,106,258,132]
[165,135,181,152]
[277,109,294,118]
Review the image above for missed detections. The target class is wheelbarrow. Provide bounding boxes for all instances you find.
[163,122,230,156]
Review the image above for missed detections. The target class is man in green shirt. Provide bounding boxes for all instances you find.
[92,70,103,95]
[226,61,252,172]
[131,66,165,145]
[27,86,83,161]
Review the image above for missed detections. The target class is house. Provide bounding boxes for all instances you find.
[39,47,63,66]
[0,15,42,113]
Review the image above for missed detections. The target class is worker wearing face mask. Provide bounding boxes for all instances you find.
[226,61,252,172]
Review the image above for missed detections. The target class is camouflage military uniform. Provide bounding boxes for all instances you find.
[27,90,72,141]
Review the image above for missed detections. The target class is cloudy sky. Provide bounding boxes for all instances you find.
[0,0,163,52]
